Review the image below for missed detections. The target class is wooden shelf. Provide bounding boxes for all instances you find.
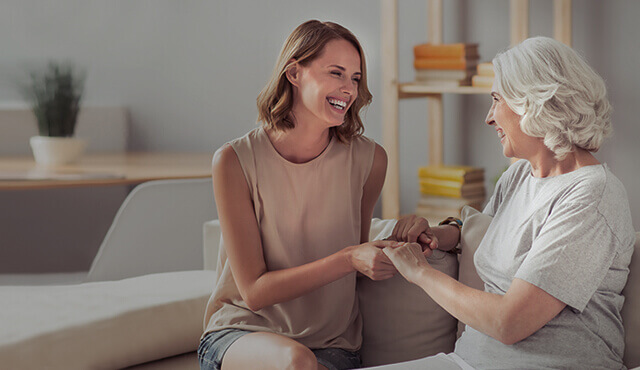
[399,83,491,98]
[380,0,572,219]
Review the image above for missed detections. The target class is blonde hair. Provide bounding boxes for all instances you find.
[256,20,372,143]
[493,36,612,160]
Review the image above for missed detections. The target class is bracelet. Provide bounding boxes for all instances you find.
[438,217,463,254]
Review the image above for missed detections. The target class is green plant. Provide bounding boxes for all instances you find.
[22,61,86,137]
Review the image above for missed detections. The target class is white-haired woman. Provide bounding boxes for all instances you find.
[375,36,635,369]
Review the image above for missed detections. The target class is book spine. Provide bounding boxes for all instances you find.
[472,75,494,88]
[419,185,464,198]
[414,58,479,70]
[476,62,495,76]
[419,167,469,182]
[414,43,479,58]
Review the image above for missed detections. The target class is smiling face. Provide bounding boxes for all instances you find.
[485,81,540,159]
[288,39,361,129]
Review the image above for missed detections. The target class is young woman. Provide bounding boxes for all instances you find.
[199,20,398,370]
[379,37,635,369]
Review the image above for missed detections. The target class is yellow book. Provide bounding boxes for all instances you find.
[420,178,485,198]
[418,165,484,183]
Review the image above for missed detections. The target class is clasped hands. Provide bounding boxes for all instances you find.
[350,215,437,283]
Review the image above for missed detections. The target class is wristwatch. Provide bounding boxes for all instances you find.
[438,217,463,254]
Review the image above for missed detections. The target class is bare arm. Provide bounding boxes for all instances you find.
[213,144,397,311]
[384,243,566,345]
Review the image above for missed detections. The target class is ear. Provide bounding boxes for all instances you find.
[285,59,301,88]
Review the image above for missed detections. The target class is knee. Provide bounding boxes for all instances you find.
[281,344,317,370]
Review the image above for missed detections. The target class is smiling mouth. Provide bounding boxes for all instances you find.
[497,129,505,140]
[328,98,347,110]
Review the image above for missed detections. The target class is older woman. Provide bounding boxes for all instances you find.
[380,36,635,369]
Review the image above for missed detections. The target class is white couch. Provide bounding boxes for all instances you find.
[1,207,638,369]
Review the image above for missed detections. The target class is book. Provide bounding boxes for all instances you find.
[414,43,479,59]
[412,78,471,87]
[476,62,494,76]
[415,68,476,81]
[417,194,485,210]
[414,69,474,86]
[414,57,479,70]
[418,165,484,183]
[419,178,486,198]
[472,74,494,88]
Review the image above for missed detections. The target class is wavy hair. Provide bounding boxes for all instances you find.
[493,36,612,160]
[256,20,372,143]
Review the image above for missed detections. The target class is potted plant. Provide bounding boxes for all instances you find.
[22,61,87,166]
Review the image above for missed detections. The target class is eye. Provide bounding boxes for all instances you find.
[331,71,342,77]
[352,77,361,83]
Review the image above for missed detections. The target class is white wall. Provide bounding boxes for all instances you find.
[1,0,639,271]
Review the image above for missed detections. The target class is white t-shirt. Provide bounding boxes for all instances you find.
[454,160,635,369]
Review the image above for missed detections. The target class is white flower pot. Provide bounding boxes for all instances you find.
[29,136,87,166]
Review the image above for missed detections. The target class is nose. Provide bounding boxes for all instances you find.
[485,103,495,126]
[341,80,356,96]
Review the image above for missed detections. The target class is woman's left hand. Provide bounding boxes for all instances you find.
[382,242,430,284]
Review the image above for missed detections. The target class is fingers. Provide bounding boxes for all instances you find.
[370,240,404,249]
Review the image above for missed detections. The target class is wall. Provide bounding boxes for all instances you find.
[1,0,639,272]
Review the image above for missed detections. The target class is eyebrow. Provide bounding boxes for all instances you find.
[329,64,362,76]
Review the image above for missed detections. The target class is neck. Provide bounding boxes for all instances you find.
[528,147,600,178]
[266,122,331,164]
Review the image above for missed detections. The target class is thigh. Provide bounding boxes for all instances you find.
[198,329,252,370]
[222,331,318,370]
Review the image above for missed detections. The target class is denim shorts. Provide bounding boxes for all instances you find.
[198,329,361,370]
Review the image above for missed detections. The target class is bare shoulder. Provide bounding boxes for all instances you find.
[212,143,241,174]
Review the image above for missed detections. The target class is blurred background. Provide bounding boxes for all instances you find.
[1,0,638,274]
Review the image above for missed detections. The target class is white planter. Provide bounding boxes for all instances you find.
[29,136,87,166]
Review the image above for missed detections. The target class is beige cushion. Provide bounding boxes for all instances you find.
[622,232,640,368]
[0,270,216,369]
[358,218,459,366]
[456,206,492,338]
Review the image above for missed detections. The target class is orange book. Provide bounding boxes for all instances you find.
[414,57,479,70]
[414,43,479,58]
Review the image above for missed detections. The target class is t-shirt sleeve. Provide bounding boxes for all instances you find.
[514,202,618,312]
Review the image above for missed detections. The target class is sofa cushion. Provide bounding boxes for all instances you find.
[358,218,459,366]
[456,206,492,337]
[622,232,640,368]
[0,270,216,369]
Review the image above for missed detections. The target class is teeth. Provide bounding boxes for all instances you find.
[497,130,505,139]
[328,98,347,109]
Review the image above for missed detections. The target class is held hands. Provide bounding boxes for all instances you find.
[348,240,402,281]
[390,215,439,257]
[383,242,429,284]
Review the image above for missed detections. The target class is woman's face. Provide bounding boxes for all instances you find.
[485,84,538,159]
[290,39,361,129]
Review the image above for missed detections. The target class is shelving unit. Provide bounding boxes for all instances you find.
[380,0,572,219]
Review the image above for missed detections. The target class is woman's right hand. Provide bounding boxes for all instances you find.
[346,240,401,281]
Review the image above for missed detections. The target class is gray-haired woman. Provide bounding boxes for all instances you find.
[377,36,635,369]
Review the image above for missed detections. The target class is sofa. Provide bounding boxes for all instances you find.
[1,206,638,369]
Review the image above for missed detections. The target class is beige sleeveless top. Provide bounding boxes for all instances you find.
[203,127,376,351]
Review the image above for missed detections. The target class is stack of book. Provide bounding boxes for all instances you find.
[416,165,486,223]
[413,43,479,86]
[472,62,494,88]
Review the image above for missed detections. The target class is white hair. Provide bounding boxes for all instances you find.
[493,36,612,160]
